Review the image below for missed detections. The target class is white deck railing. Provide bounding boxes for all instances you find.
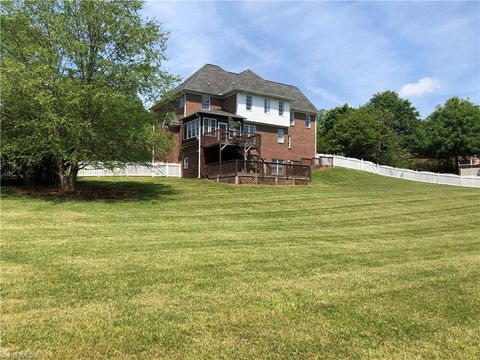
[78,162,181,178]
[316,154,480,188]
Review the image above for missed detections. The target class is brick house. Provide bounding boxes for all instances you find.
[152,64,317,183]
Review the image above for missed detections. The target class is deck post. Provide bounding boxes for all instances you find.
[235,175,239,184]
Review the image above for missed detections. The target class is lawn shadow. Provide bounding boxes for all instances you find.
[1,178,178,203]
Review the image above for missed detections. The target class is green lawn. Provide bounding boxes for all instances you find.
[1,168,479,359]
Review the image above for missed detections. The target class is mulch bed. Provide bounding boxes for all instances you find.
[4,186,136,200]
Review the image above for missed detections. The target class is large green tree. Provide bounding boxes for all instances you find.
[364,91,421,153]
[322,108,406,165]
[1,0,177,190]
[316,104,354,153]
[423,97,480,170]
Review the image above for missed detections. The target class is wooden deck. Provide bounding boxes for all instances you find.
[205,160,311,185]
[202,129,261,149]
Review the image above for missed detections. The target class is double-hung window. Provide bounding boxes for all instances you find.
[277,128,285,143]
[290,111,295,126]
[203,118,217,135]
[279,101,284,116]
[246,95,252,110]
[305,114,311,128]
[243,124,256,134]
[272,159,285,175]
[178,95,185,109]
[202,95,210,110]
[264,98,270,113]
[183,118,200,140]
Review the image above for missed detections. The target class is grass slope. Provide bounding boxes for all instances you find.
[1,169,479,359]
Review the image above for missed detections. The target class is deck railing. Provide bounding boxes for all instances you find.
[205,159,311,180]
[202,129,261,148]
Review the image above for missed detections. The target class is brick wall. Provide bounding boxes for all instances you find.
[253,111,315,163]
[186,93,221,113]
[181,140,199,178]
[223,94,237,113]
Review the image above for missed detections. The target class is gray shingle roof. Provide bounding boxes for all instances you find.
[172,64,317,113]
[183,109,245,120]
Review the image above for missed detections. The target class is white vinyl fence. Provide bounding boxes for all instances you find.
[317,154,480,188]
[78,162,181,178]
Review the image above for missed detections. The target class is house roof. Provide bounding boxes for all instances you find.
[183,109,245,120]
[167,64,318,113]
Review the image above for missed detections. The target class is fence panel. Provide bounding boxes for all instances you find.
[78,163,181,178]
[323,154,479,188]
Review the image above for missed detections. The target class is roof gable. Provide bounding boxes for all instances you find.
[172,64,317,113]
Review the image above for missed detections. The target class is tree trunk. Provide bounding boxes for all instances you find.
[455,155,459,172]
[57,160,78,191]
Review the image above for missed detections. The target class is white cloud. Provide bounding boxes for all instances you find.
[399,77,441,97]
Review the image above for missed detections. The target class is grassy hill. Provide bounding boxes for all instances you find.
[1,169,479,359]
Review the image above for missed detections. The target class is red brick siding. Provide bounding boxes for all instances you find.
[223,94,237,113]
[186,93,221,113]
[252,111,315,163]
[287,111,316,161]
[155,125,181,163]
[181,140,199,178]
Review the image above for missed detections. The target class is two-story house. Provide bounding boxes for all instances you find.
[152,64,317,184]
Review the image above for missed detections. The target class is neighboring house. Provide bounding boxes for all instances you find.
[152,64,317,183]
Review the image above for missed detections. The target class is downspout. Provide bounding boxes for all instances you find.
[314,112,318,157]
[198,116,202,178]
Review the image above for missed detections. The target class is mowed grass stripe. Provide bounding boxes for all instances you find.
[1,168,479,359]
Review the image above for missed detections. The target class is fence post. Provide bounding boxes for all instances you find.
[437,172,440,184]
[166,162,169,177]
[347,156,350,168]
[460,173,463,186]
[415,170,418,181]
[361,158,364,170]
[377,163,379,174]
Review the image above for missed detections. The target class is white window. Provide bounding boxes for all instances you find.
[183,118,200,140]
[279,101,284,116]
[202,95,210,110]
[246,95,252,110]
[288,136,291,149]
[264,98,270,113]
[243,124,256,134]
[203,118,217,135]
[183,157,189,169]
[290,111,295,126]
[272,159,284,175]
[305,114,311,128]
[277,128,284,143]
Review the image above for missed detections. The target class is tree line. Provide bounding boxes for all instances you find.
[317,91,480,172]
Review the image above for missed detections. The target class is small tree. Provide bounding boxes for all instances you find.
[1,0,178,190]
[423,97,480,170]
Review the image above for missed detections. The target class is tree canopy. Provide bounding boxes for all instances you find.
[1,0,178,189]
[422,97,480,169]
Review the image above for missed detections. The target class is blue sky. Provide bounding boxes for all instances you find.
[141,1,479,118]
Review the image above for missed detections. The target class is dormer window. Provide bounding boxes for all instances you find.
[202,95,210,110]
[305,114,311,128]
[279,101,284,116]
[264,98,270,113]
[246,95,252,110]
